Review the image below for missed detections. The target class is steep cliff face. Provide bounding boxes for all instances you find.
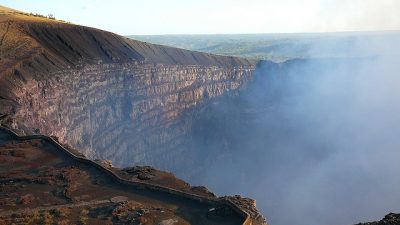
[10,63,253,169]
[0,8,269,224]
[0,6,255,174]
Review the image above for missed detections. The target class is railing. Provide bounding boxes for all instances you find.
[0,125,252,225]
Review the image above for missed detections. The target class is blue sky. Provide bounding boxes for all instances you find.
[1,0,399,35]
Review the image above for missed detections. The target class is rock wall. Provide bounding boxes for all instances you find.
[0,14,256,174]
[9,62,254,171]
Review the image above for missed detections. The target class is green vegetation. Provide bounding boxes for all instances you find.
[15,12,56,20]
[129,31,400,62]
[78,208,89,225]
[39,211,53,225]
[9,11,70,23]
[51,207,71,218]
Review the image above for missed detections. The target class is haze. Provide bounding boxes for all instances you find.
[1,1,400,225]
[0,0,399,35]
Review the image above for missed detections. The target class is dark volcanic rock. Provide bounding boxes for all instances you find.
[18,193,35,204]
[221,195,268,225]
[123,166,156,180]
[356,213,400,225]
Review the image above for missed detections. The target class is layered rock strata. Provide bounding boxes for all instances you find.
[9,63,254,169]
[0,7,255,172]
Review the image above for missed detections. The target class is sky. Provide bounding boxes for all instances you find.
[1,0,399,35]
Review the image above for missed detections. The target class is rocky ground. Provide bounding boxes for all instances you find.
[0,127,254,225]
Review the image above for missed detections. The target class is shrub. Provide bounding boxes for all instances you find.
[39,211,53,225]
[78,209,89,225]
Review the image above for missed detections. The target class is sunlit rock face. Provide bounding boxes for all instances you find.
[0,20,255,174]
[10,63,254,171]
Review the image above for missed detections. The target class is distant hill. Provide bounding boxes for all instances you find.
[129,31,400,62]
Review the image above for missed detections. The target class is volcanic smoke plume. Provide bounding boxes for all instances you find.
[188,38,400,225]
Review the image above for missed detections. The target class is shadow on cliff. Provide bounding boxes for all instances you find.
[185,39,400,225]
